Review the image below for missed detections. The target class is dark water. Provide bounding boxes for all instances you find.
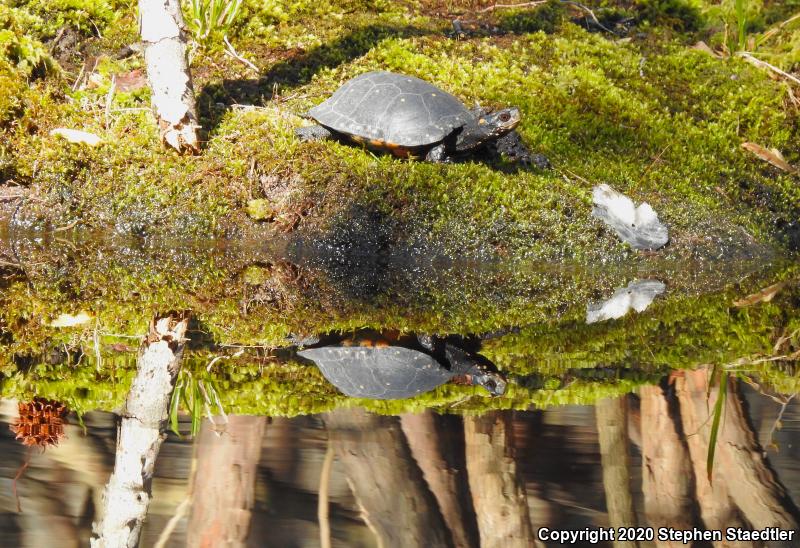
[1,382,799,547]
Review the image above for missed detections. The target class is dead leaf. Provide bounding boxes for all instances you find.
[108,342,135,352]
[48,311,94,327]
[0,186,27,201]
[114,69,147,92]
[691,41,723,58]
[86,72,105,89]
[733,281,787,307]
[50,128,103,146]
[742,142,796,174]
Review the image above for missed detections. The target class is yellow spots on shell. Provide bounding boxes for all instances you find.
[478,118,486,125]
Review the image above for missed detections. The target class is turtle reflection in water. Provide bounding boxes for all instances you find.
[297,331,507,400]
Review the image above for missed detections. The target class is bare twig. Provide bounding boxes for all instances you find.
[104,75,116,129]
[561,1,616,34]
[94,320,103,372]
[223,35,258,73]
[153,497,191,548]
[53,219,80,232]
[764,394,796,456]
[71,63,86,91]
[738,52,800,86]
[154,447,196,548]
[478,1,547,13]
[759,12,800,46]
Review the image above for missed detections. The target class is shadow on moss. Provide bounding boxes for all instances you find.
[197,23,433,134]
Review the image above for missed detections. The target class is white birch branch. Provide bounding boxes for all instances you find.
[90,313,190,548]
[139,0,200,153]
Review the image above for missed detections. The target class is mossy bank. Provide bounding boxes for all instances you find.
[1,0,798,257]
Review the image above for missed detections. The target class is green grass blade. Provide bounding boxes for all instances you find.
[169,378,184,437]
[707,372,728,483]
[191,382,202,436]
[735,0,747,51]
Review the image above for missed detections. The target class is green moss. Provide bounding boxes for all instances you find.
[0,4,52,74]
[246,198,276,221]
[1,2,796,257]
[635,0,704,31]
[8,0,126,39]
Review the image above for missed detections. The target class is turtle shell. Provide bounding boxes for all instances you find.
[298,345,454,399]
[308,71,474,148]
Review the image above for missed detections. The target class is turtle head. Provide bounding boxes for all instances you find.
[455,107,521,152]
[468,364,507,396]
[445,342,507,396]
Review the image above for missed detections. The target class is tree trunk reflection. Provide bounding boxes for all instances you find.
[596,396,638,548]
[325,408,451,548]
[639,385,697,548]
[463,412,536,548]
[674,370,799,547]
[401,411,479,548]
[186,415,267,548]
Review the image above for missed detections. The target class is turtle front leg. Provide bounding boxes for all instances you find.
[295,124,334,142]
[425,143,451,163]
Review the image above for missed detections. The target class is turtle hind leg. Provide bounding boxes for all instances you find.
[295,124,334,142]
[425,143,451,163]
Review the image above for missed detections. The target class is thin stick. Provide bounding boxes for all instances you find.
[53,219,80,232]
[94,320,103,372]
[764,394,796,456]
[104,75,116,129]
[478,0,616,34]
[223,35,258,73]
[478,1,547,13]
[738,52,800,86]
[153,497,191,548]
[759,12,800,46]
[72,63,86,91]
[561,1,616,34]
[13,448,33,513]
[154,441,198,548]
[639,143,671,183]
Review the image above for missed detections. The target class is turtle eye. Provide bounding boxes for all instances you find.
[485,380,497,391]
[499,112,511,122]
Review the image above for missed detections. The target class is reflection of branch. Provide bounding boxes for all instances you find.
[318,442,334,548]
[153,497,191,548]
[765,393,796,457]
[90,312,189,548]
[639,386,696,535]
[154,439,197,548]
